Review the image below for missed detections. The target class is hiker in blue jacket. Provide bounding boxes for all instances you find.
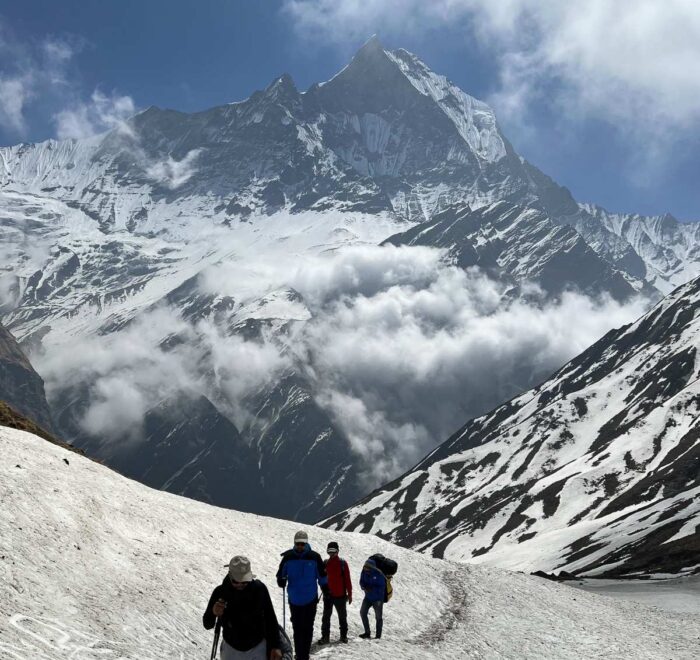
[359,559,386,640]
[276,531,328,660]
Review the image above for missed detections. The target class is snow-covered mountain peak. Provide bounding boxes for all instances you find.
[314,38,506,164]
[386,48,506,162]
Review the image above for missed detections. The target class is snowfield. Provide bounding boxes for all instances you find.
[1,427,699,659]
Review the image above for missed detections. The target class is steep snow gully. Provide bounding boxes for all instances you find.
[1,428,698,659]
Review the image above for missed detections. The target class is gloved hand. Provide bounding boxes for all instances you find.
[277,577,287,589]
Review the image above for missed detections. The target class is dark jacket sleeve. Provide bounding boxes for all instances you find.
[202,585,222,630]
[315,552,328,588]
[260,582,282,649]
[276,554,288,588]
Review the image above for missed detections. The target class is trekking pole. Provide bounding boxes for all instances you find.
[282,586,287,631]
[210,618,221,660]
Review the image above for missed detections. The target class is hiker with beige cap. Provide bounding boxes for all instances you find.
[203,555,284,659]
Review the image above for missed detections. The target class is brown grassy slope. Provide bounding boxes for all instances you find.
[0,400,83,455]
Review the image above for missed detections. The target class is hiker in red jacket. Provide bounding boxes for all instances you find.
[317,541,352,644]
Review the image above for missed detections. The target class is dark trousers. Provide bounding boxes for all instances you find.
[321,596,348,638]
[360,598,383,637]
[290,601,317,660]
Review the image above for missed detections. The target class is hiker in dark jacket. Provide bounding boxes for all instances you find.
[276,531,328,660]
[359,559,386,640]
[317,540,352,645]
[203,555,283,659]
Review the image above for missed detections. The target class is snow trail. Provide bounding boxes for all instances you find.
[1,427,698,659]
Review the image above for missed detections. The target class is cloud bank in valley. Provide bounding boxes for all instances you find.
[35,244,648,486]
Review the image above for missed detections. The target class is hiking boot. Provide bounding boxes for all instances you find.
[359,632,371,639]
[317,636,330,645]
[340,636,348,644]
[375,634,382,640]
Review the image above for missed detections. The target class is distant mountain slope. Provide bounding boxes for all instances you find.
[580,203,700,294]
[2,426,698,659]
[324,276,700,577]
[384,202,639,300]
[1,36,697,523]
[0,321,54,432]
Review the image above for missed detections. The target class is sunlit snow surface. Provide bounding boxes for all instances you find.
[1,428,699,659]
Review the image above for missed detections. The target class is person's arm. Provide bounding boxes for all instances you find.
[202,586,221,630]
[315,552,329,594]
[260,583,281,650]
[376,572,386,597]
[276,554,288,588]
[343,561,353,602]
[360,571,367,591]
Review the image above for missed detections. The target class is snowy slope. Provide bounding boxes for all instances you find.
[1,427,699,660]
[325,276,700,577]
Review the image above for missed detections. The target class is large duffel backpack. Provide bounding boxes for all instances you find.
[369,554,398,602]
[369,554,398,576]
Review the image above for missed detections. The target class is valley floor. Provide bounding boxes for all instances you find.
[572,577,700,615]
[1,427,699,659]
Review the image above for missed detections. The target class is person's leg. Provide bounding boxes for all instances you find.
[373,601,384,639]
[320,596,332,641]
[336,597,348,639]
[290,604,303,658]
[360,597,371,636]
[297,601,317,660]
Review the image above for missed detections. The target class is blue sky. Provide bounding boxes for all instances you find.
[1,0,698,220]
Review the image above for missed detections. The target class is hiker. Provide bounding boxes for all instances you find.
[317,541,352,645]
[359,558,386,640]
[276,531,328,660]
[203,555,283,660]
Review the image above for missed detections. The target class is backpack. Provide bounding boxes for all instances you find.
[369,554,398,576]
[384,576,393,603]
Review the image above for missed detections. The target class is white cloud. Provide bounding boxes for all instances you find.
[0,18,135,141]
[284,0,700,138]
[0,22,83,136]
[34,242,647,487]
[145,148,204,190]
[35,308,203,441]
[0,76,32,134]
[54,90,136,140]
[288,247,647,482]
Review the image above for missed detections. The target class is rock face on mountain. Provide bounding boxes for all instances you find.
[384,202,639,300]
[324,276,700,577]
[0,322,54,433]
[1,37,698,522]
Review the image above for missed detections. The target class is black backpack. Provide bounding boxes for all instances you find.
[369,554,398,576]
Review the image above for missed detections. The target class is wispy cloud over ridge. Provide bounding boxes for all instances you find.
[284,1,700,141]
